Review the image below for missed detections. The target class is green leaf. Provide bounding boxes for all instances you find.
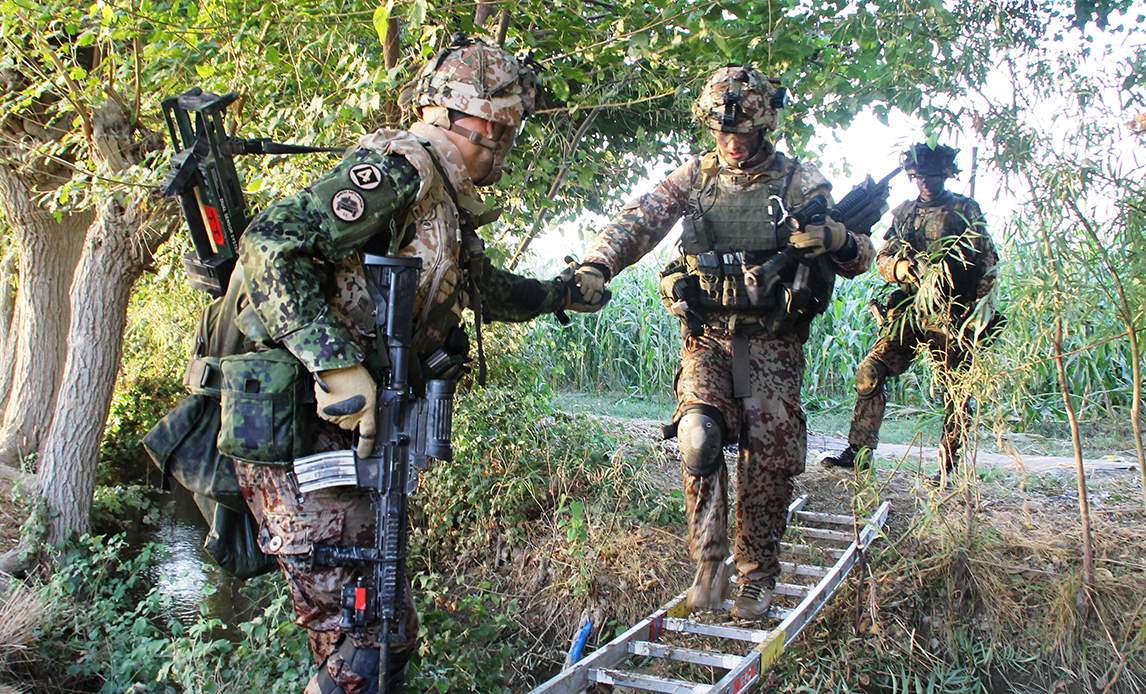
[372,0,394,46]
[409,0,427,28]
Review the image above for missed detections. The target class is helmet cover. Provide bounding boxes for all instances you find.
[901,143,960,177]
[692,65,785,133]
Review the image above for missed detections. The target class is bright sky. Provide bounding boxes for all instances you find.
[521,7,1144,275]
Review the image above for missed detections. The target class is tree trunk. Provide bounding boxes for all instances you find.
[36,202,153,542]
[35,99,170,543]
[0,248,17,410]
[0,168,88,467]
[474,0,498,27]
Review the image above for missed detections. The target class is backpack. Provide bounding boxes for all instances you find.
[143,267,276,579]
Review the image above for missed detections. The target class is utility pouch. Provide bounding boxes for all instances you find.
[217,347,311,465]
[684,252,724,311]
[720,252,748,310]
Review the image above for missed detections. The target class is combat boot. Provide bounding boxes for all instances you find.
[685,559,729,611]
[730,579,773,620]
[819,444,869,471]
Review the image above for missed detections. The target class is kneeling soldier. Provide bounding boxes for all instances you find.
[821,143,999,482]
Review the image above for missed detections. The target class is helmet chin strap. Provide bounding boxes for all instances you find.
[445,122,499,150]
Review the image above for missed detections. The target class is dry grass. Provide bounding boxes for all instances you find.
[507,416,1146,691]
[0,576,47,679]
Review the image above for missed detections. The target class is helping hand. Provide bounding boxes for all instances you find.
[789,218,848,257]
[568,263,610,313]
[314,363,377,458]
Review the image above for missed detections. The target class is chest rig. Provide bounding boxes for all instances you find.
[892,194,984,307]
[661,153,838,339]
[670,154,795,316]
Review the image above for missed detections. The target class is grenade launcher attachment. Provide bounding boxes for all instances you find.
[160,87,341,295]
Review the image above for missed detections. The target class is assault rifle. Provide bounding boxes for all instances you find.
[160,87,341,295]
[749,167,902,332]
[292,255,456,694]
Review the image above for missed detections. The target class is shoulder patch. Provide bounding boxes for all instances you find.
[331,189,365,221]
[348,163,383,190]
[358,129,436,201]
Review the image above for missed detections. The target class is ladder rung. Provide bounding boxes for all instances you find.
[665,617,774,642]
[781,541,846,557]
[728,578,809,598]
[780,561,830,578]
[589,668,709,692]
[717,600,792,619]
[629,641,744,670]
[787,525,855,543]
[795,510,856,526]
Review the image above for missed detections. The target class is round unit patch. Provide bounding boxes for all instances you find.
[348,163,383,190]
[331,189,366,222]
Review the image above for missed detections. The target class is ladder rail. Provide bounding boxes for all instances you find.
[706,501,891,694]
[528,497,891,694]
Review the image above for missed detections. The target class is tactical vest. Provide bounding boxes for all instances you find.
[663,153,837,336]
[891,193,984,309]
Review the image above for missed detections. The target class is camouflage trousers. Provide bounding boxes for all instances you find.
[847,324,972,470]
[674,329,806,586]
[235,430,418,693]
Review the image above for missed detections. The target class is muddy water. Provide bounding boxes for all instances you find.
[145,486,263,629]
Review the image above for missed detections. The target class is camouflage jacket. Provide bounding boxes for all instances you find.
[582,146,874,279]
[877,191,998,303]
[239,122,563,373]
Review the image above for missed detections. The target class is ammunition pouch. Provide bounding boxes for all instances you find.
[660,251,834,339]
[217,347,313,465]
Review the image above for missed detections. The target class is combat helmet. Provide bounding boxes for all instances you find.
[692,65,786,133]
[901,143,960,177]
[407,33,539,184]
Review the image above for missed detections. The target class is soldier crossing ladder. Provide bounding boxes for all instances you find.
[530,495,891,694]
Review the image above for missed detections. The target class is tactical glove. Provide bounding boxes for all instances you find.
[789,218,848,257]
[569,263,610,313]
[314,363,377,458]
[894,258,921,286]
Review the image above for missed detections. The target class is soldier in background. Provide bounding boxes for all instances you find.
[820,143,999,484]
[223,36,599,693]
[566,66,874,618]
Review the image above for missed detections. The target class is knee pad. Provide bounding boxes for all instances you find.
[854,359,888,400]
[678,407,724,478]
[311,636,412,694]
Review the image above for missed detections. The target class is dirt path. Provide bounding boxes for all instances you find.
[808,431,1139,474]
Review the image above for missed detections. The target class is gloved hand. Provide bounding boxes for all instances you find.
[894,258,921,286]
[568,263,610,313]
[314,363,376,458]
[789,218,848,257]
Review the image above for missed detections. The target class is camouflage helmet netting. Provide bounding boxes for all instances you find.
[692,65,783,133]
[901,143,960,177]
[409,35,538,128]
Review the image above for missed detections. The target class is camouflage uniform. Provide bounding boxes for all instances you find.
[231,38,560,692]
[847,189,997,470]
[583,111,873,594]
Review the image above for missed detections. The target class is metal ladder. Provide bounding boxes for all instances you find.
[529,496,891,694]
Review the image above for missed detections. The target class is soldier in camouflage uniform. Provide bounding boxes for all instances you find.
[820,143,998,481]
[567,66,874,619]
[225,36,600,693]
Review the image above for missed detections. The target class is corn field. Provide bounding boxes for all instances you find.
[511,215,1145,434]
